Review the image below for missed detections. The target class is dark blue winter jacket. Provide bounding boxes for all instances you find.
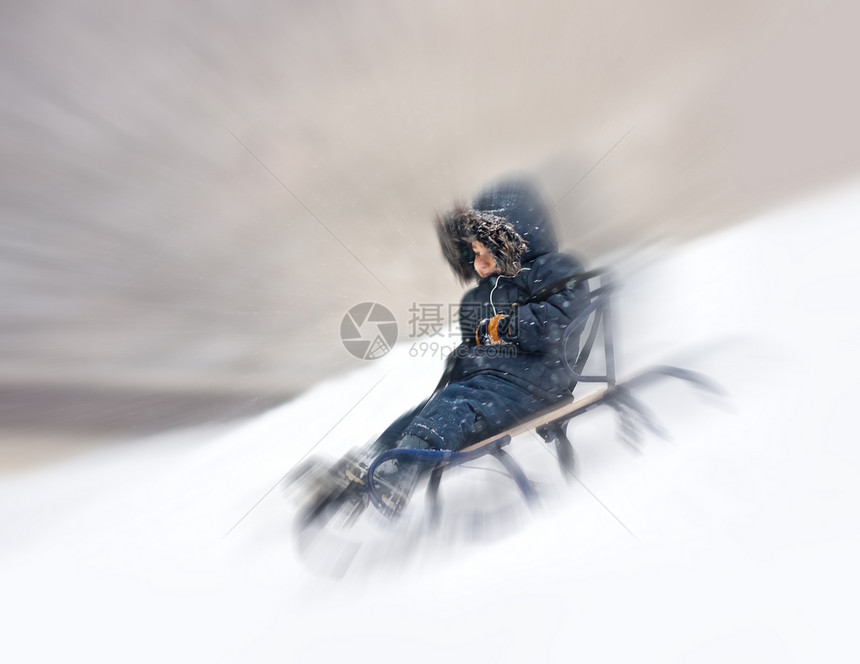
[448,181,589,402]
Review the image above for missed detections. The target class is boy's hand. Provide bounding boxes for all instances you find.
[475,314,510,346]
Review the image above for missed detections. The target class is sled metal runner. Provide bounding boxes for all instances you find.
[365,269,717,521]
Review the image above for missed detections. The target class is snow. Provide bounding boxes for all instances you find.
[3,181,860,662]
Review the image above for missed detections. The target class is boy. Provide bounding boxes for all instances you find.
[296,179,589,522]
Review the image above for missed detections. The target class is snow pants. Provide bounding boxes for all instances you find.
[375,375,555,453]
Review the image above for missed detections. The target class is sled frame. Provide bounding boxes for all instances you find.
[366,269,715,522]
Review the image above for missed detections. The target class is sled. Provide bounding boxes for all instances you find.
[363,269,719,522]
[285,268,719,539]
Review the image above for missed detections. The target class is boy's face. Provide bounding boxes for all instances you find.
[471,241,498,279]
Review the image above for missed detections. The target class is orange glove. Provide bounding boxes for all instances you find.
[475,314,510,345]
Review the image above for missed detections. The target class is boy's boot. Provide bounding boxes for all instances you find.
[372,435,437,517]
[287,439,391,528]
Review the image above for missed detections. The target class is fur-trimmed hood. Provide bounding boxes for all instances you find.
[436,178,558,284]
[435,206,528,284]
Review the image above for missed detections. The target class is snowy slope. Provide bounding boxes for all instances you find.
[2,181,860,663]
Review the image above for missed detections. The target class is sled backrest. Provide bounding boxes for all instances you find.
[560,268,616,391]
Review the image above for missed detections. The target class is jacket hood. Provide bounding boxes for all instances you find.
[437,178,558,284]
[436,205,529,284]
[472,178,558,263]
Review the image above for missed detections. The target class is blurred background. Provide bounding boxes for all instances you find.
[2,0,859,466]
